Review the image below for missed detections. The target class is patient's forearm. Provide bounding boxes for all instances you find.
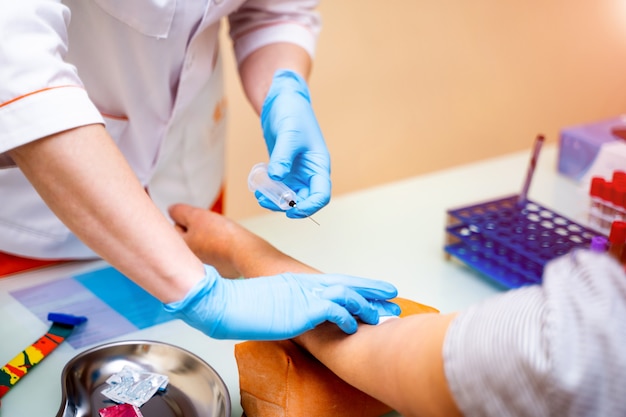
[233,233,316,277]
[296,314,461,417]
[168,205,316,278]
[178,210,462,415]
[228,224,461,416]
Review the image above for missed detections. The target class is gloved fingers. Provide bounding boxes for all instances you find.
[370,300,402,317]
[351,285,399,301]
[267,158,293,182]
[318,285,380,325]
[266,126,326,182]
[266,127,302,181]
[319,301,359,334]
[286,173,331,218]
[312,274,399,300]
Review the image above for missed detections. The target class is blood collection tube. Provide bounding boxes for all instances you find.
[589,177,606,229]
[601,181,615,230]
[608,221,626,263]
[613,184,626,222]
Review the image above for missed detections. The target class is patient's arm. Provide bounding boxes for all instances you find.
[168,204,462,417]
[168,203,314,278]
[296,312,460,417]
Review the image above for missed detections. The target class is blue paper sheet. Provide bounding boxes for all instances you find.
[10,267,175,348]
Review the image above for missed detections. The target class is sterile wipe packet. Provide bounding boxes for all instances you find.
[377,315,400,325]
[101,365,169,407]
[99,403,144,417]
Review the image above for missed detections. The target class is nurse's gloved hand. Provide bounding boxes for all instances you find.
[164,265,399,340]
[260,69,330,218]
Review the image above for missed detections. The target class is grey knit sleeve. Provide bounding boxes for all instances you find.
[442,250,626,417]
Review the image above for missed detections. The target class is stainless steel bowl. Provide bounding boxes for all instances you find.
[56,340,231,417]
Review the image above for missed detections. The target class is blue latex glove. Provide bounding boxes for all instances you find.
[259,69,331,218]
[164,265,400,340]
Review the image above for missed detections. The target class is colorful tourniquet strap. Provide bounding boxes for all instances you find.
[0,315,86,399]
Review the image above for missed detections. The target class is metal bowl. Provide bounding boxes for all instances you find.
[56,340,231,417]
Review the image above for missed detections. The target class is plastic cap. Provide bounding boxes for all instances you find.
[612,170,626,183]
[601,181,614,202]
[589,177,606,198]
[612,184,626,208]
[47,312,88,326]
[608,221,626,243]
[590,236,609,252]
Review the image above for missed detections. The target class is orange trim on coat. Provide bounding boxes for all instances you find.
[100,113,128,121]
[0,85,83,108]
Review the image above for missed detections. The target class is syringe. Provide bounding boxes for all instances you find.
[247,162,320,225]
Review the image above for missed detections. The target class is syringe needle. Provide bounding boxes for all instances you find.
[307,216,320,226]
[289,200,320,226]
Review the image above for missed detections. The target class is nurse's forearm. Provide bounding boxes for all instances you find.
[8,124,204,302]
[238,42,312,114]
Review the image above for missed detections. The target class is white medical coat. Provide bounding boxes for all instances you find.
[0,0,321,259]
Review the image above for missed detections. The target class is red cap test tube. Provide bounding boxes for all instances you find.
[608,221,626,264]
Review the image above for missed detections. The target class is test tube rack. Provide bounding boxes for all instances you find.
[444,194,602,289]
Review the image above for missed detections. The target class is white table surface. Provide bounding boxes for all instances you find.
[0,144,590,417]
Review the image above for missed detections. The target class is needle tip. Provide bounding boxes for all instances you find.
[308,216,320,226]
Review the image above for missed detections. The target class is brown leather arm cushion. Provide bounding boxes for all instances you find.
[234,297,439,417]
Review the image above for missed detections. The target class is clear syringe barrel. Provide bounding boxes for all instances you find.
[247,162,297,210]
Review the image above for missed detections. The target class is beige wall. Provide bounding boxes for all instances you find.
[220,1,626,220]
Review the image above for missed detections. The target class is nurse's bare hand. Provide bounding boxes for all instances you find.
[168,204,241,277]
